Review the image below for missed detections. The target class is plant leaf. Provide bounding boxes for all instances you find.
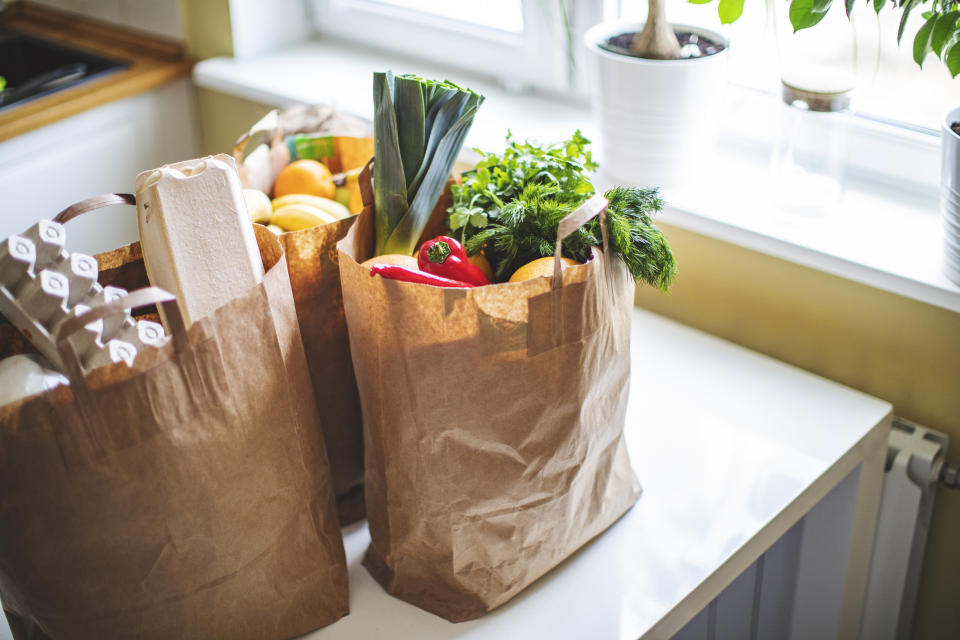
[688,0,713,4]
[946,39,960,77]
[394,76,425,188]
[873,0,885,15]
[914,14,938,65]
[845,0,855,18]
[718,0,745,23]
[898,0,919,45]
[933,11,960,57]
[790,0,833,32]
[372,71,409,255]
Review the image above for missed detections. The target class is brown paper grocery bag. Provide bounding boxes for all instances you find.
[0,206,348,639]
[337,165,642,622]
[235,109,373,524]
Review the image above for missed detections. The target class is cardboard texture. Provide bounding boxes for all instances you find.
[336,168,643,621]
[235,107,374,524]
[0,225,349,639]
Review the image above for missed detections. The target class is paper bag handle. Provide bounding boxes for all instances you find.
[56,286,185,389]
[552,193,608,290]
[53,193,136,224]
[358,158,375,209]
[232,109,282,164]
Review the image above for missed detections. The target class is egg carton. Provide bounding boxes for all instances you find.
[0,219,167,374]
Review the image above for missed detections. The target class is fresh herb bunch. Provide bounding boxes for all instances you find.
[447,132,678,291]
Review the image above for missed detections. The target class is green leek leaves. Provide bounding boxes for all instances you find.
[373,72,484,255]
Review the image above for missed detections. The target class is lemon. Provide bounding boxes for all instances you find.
[508,256,578,283]
[468,252,494,282]
[273,159,335,199]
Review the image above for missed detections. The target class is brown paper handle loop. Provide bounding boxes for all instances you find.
[56,286,185,390]
[359,158,375,209]
[53,193,136,224]
[233,109,283,164]
[552,193,608,290]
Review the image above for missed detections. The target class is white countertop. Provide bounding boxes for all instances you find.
[305,308,892,639]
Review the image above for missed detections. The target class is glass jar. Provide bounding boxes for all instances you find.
[770,68,854,216]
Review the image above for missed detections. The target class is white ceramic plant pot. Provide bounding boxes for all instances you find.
[941,105,960,286]
[584,22,729,191]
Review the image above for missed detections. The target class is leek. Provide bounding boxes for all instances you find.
[373,71,484,256]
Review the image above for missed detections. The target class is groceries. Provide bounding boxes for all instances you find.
[509,256,577,283]
[244,190,352,232]
[358,129,676,290]
[368,263,475,287]
[417,235,490,286]
[273,159,336,199]
[239,138,369,235]
[243,187,272,223]
[358,70,673,291]
[136,154,264,328]
[273,193,351,219]
[0,215,168,376]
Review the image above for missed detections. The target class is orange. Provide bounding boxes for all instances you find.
[361,254,418,270]
[273,159,336,199]
[508,256,578,283]
[468,252,494,282]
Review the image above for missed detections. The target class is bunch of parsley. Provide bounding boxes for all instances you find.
[447,131,677,291]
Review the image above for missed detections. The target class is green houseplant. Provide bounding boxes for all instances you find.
[634,0,960,74]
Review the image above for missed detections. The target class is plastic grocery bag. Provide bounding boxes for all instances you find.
[0,198,348,639]
[234,107,373,524]
[337,163,642,622]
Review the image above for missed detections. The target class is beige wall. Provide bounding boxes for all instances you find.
[636,222,960,639]
[194,88,276,155]
[177,0,234,60]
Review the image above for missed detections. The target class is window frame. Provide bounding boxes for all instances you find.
[308,0,591,92]
[307,0,944,193]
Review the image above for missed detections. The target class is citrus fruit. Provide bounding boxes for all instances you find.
[468,252,494,282]
[361,254,419,270]
[273,159,336,199]
[508,256,578,283]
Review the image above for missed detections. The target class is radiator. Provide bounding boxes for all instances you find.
[674,418,947,640]
[860,419,947,640]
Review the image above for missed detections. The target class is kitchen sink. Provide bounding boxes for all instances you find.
[0,28,130,111]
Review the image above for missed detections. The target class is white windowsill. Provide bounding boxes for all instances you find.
[193,37,960,314]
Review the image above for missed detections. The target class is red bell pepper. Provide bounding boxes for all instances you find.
[417,236,490,287]
[369,264,474,288]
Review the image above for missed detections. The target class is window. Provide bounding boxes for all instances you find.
[314,0,953,131]
[310,0,587,92]
[309,0,949,190]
